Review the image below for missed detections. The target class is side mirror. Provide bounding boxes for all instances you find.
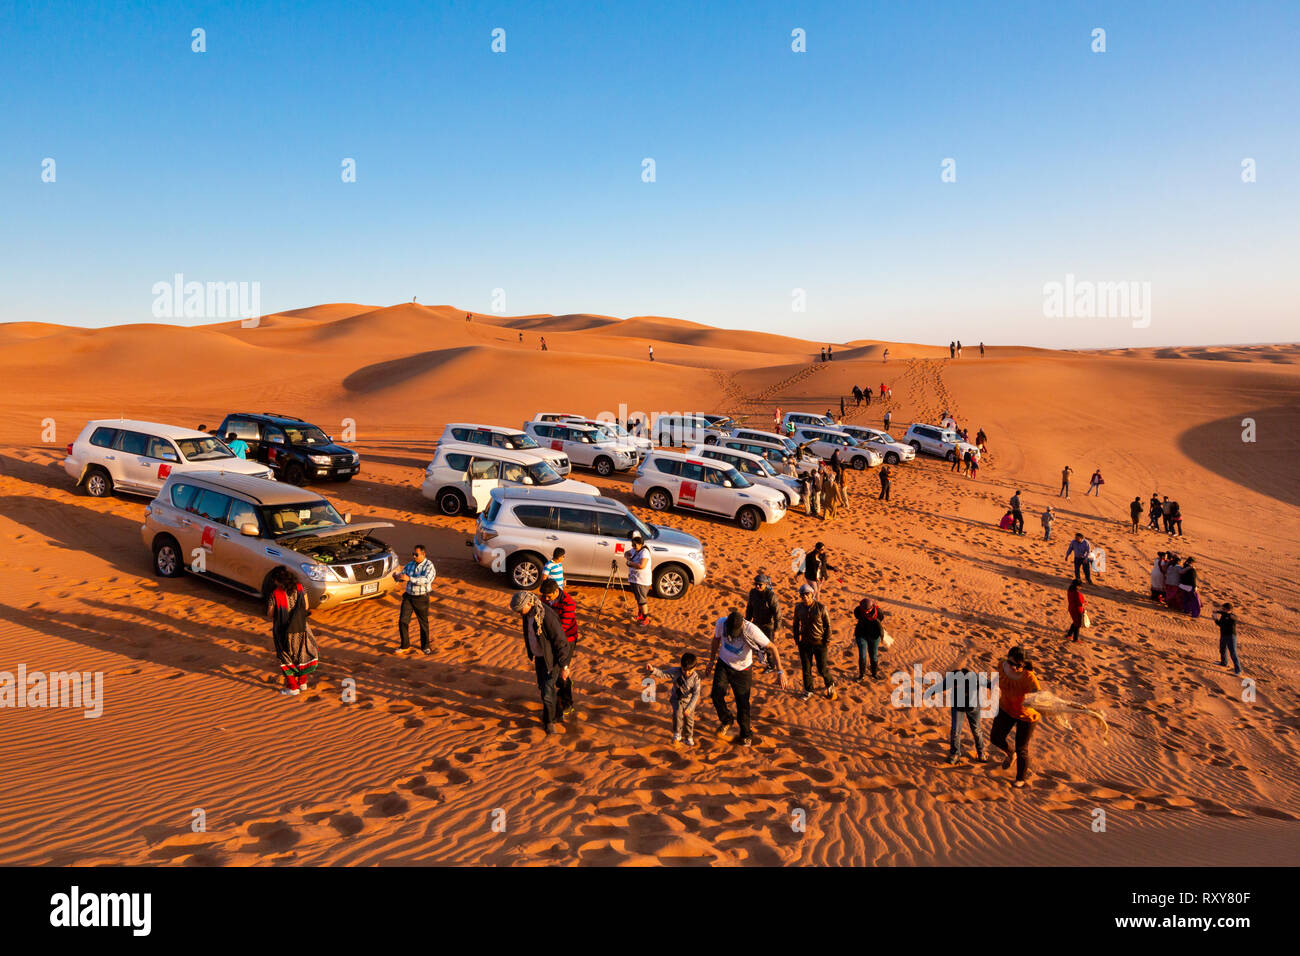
[240,523,259,536]
[161,450,179,462]
[522,476,535,485]
[723,480,733,488]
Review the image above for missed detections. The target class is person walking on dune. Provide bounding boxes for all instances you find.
[266,567,319,696]
[792,583,837,701]
[1065,579,1087,642]
[1065,533,1093,584]
[989,646,1041,788]
[865,385,872,407]
[1010,490,1025,535]
[1148,493,1162,531]
[1179,556,1201,618]
[1130,496,1143,533]
[1041,505,1055,540]
[1086,468,1104,496]
[1060,465,1073,498]
[882,348,889,363]
[540,578,579,720]
[540,336,548,351]
[745,572,782,669]
[1212,603,1242,675]
[883,409,892,432]
[646,652,701,747]
[802,541,836,598]
[852,385,863,407]
[949,341,956,359]
[878,463,892,501]
[705,610,790,747]
[510,591,571,735]
[853,595,887,681]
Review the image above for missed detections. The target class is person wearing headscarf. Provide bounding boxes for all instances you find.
[266,567,319,696]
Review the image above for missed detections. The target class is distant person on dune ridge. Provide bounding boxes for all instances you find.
[820,347,826,362]
[949,341,955,359]
[648,344,654,362]
[828,345,833,361]
[540,336,548,351]
[989,645,1041,788]
[957,340,962,358]
[882,348,889,363]
[980,342,985,357]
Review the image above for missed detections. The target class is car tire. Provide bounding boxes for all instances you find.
[653,563,691,600]
[737,506,762,531]
[507,552,544,590]
[594,456,614,477]
[945,449,957,462]
[885,451,900,464]
[152,536,184,578]
[84,467,113,498]
[909,440,922,454]
[284,462,307,486]
[436,488,467,516]
[851,456,867,471]
[646,488,673,512]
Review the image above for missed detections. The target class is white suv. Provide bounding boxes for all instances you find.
[902,423,980,462]
[439,423,570,475]
[65,420,273,498]
[523,420,637,476]
[421,443,598,516]
[653,413,733,447]
[559,416,654,458]
[782,411,835,432]
[472,487,706,598]
[633,450,786,531]
[718,436,819,477]
[688,444,802,507]
[838,425,916,465]
[791,426,882,470]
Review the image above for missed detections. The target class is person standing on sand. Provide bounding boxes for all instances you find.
[1010,490,1025,535]
[945,665,986,764]
[1065,533,1093,584]
[1130,496,1143,533]
[540,336,548,351]
[865,385,873,407]
[1065,579,1087,641]
[1148,494,1162,531]
[883,409,892,431]
[648,344,654,362]
[266,567,319,696]
[949,341,956,359]
[1163,553,1183,610]
[820,347,826,362]
[1170,500,1184,536]
[540,579,579,721]
[1086,468,1104,496]
[792,583,837,701]
[802,541,836,598]
[542,547,566,590]
[646,652,701,747]
[840,396,846,419]
[828,345,834,361]
[706,610,790,747]
[393,544,435,655]
[518,331,523,342]
[1179,556,1201,618]
[979,342,985,357]
[821,468,840,521]
[990,646,1041,788]
[510,591,571,735]
[852,595,886,681]
[1059,466,1072,498]
[1212,603,1242,675]
[962,449,974,475]
[626,531,653,625]
[1149,551,1167,602]
[878,464,892,501]
[957,340,963,358]
[1041,505,1055,540]
[882,348,889,363]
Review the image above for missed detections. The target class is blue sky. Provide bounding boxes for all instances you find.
[2,0,1296,347]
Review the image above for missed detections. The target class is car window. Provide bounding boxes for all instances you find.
[225,418,260,440]
[450,427,470,441]
[146,436,178,461]
[117,431,150,455]
[654,457,682,476]
[265,426,287,445]
[483,498,501,522]
[261,500,345,535]
[226,498,259,531]
[170,483,198,511]
[679,462,707,482]
[506,432,539,449]
[596,511,637,537]
[282,424,330,445]
[513,505,556,530]
[469,458,499,480]
[178,436,234,461]
[555,507,596,534]
[89,427,120,448]
[532,424,553,439]
[445,453,470,472]
[501,462,530,484]
[190,489,231,522]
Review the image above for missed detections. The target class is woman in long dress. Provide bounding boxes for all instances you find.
[266,567,319,696]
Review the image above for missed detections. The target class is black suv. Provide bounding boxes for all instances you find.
[213,413,360,485]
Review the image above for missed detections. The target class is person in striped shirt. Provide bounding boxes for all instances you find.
[393,545,436,654]
[540,578,578,720]
[542,547,566,590]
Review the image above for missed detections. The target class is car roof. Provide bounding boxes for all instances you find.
[735,428,788,440]
[723,437,785,450]
[436,442,552,464]
[169,471,329,505]
[85,420,215,440]
[444,422,528,435]
[532,420,599,432]
[491,486,625,510]
[690,443,762,463]
[648,449,731,467]
[225,412,311,426]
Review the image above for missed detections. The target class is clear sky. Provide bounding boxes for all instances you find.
[2,0,1296,348]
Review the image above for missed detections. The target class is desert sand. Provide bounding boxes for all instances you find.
[0,302,1297,866]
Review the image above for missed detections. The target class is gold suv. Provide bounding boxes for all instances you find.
[142,471,399,607]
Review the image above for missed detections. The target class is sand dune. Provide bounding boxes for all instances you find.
[0,303,1297,867]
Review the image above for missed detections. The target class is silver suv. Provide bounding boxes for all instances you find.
[142,471,399,608]
[471,487,706,599]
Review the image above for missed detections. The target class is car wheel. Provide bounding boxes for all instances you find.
[909,440,922,454]
[653,563,690,599]
[152,536,183,577]
[852,456,867,471]
[885,452,900,465]
[436,488,466,516]
[84,467,113,498]
[594,455,614,477]
[737,506,762,531]
[508,553,543,590]
[284,462,307,486]
[945,449,957,462]
[646,488,672,511]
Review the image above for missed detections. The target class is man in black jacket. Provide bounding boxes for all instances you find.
[745,572,782,669]
[803,541,836,599]
[791,583,837,701]
[510,591,573,734]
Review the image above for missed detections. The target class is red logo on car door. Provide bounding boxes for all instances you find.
[680,481,697,505]
[157,463,172,479]
[615,543,626,554]
[201,525,216,551]
[551,440,563,451]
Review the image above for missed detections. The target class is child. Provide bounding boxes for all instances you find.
[969,456,980,480]
[646,652,702,746]
[542,547,566,590]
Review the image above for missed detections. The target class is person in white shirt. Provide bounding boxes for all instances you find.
[704,611,790,746]
[626,532,652,625]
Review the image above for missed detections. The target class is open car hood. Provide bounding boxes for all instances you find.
[277,520,394,543]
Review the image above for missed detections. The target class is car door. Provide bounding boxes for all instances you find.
[467,456,502,512]
[186,488,236,580]
[263,425,291,472]
[551,505,599,575]
[676,460,706,509]
[112,430,160,491]
[224,416,266,463]
[695,464,735,517]
[593,509,642,578]
[219,495,264,589]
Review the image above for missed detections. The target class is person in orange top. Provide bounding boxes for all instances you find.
[990,646,1041,787]
[1065,579,1087,642]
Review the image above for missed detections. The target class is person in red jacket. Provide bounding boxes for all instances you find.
[1065,578,1086,641]
[990,646,1041,787]
[540,579,579,720]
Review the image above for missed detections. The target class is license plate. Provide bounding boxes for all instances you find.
[337,466,355,474]
[361,582,379,595]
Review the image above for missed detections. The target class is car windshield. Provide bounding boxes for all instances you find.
[502,432,540,450]
[630,512,657,539]
[941,430,960,442]
[720,465,752,488]
[178,436,235,461]
[261,500,346,536]
[282,425,331,445]
[877,432,896,443]
[753,457,777,476]
[527,461,564,485]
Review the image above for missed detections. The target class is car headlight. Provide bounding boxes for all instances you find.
[351,453,360,463]
[309,455,332,465]
[299,563,332,582]
[687,550,704,563]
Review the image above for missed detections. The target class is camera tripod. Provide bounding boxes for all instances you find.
[596,558,634,617]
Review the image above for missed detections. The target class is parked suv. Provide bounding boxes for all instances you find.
[781,411,836,432]
[65,420,272,498]
[632,450,786,531]
[902,423,979,462]
[791,426,882,470]
[654,413,733,447]
[688,444,802,507]
[142,471,399,607]
[472,487,706,598]
[718,436,819,477]
[837,425,916,465]
[558,416,654,458]
[438,423,570,475]
[523,420,637,476]
[421,443,597,516]
[216,413,359,485]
